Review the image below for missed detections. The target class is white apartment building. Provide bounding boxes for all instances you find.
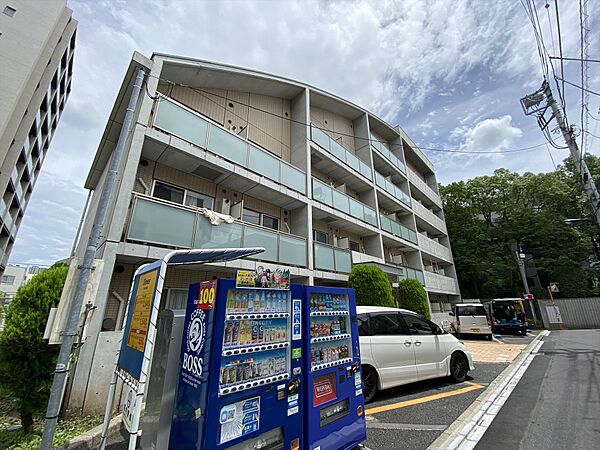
[64,53,460,414]
[0,0,77,275]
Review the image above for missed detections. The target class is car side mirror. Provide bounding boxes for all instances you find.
[448,312,454,316]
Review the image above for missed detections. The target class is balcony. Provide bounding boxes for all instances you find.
[375,171,411,208]
[312,178,378,228]
[413,201,447,234]
[379,214,418,245]
[310,125,372,180]
[417,234,451,262]
[313,242,352,273]
[396,127,435,172]
[424,271,460,295]
[370,135,406,174]
[408,168,442,207]
[153,96,307,196]
[127,194,307,267]
[381,258,425,285]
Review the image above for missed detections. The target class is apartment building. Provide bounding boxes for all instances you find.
[0,1,77,275]
[64,52,460,413]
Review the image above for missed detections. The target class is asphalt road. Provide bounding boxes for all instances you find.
[475,329,600,450]
[363,362,507,450]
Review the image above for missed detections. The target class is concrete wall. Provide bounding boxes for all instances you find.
[537,298,600,330]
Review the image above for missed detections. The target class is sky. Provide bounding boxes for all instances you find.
[10,0,600,266]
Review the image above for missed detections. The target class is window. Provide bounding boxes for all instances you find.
[403,314,435,335]
[262,214,279,231]
[3,6,16,17]
[0,275,15,285]
[457,305,486,316]
[369,313,408,336]
[185,191,214,210]
[349,241,360,252]
[153,181,184,204]
[164,288,188,310]
[242,208,261,225]
[357,314,370,336]
[313,230,328,244]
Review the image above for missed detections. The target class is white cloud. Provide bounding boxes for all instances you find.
[459,115,523,153]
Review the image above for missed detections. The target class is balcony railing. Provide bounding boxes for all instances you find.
[370,135,406,174]
[385,259,425,285]
[408,168,441,207]
[313,242,352,273]
[310,124,372,180]
[412,201,447,234]
[417,234,451,261]
[379,214,418,245]
[312,178,378,227]
[127,194,307,267]
[396,127,435,172]
[153,97,307,195]
[374,170,411,207]
[424,271,460,294]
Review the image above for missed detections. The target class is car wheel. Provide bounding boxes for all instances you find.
[362,365,378,403]
[486,334,493,341]
[450,352,468,383]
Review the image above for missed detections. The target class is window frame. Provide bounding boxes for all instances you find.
[401,313,440,336]
[368,312,410,336]
[151,179,215,210]
[3,5,16,17]
[313,229,328,244]
[243,208,280,231]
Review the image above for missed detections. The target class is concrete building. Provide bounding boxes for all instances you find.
[0,264,27,298]
[63,53,460,413]
[0,0,77,274]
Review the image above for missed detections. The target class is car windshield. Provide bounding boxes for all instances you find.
[493,302,519,320]
[457,305,486,316]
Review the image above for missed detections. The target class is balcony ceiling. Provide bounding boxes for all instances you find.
[382,234,417,251]
[310,147,372,194]
[142,135,307,210]
[376,191,411,216]
[311,207,377,237]
[414,214,445,238]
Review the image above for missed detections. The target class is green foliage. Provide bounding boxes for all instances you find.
[395,279,430,319]
[440,156,600,299]
[0,264,68,431]
[348,265,394,307]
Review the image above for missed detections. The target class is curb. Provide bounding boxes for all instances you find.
[427,330,549,450]
[57,414,123,450]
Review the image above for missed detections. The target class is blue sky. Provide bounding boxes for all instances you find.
[10,0,600,265]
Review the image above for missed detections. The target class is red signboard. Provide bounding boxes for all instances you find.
[197,280,217,310]
[313,372,337,407]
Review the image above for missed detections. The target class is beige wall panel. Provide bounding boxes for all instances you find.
[224,91,249,134]
[310,106,325,127]
[247,93,285,159]
[243,194,282,219]
[153,163,217,197]
[167,86,227,126]
[333,115,355,151]
[134,160,156,194]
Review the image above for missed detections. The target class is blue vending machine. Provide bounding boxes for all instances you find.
[170,278,303,450]
[298,285,367,450]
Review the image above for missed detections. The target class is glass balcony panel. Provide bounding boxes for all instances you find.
[314,243,335,271]
[243,226,278,262]
[248,145,280,182]
[311,125,331,152]
[415,270,425,285]
[359,161,372,180]
[380,215,392,233]
[312,179,333,206]
[406,268,416,280]
[334,249,352,273]
[329,139,347,162]
[363,206,377,226]
[154,99,208,148]
[280,163,306,194]
[195,217,242,248]
[345,152,360,173]
[208,125,248,166]
[408,229,418,244]
[391,220,402,237]
[279,234,307,266]
[332,189,350,214]
[375,172,386,188]
[349,197,364,220]
[129,198,195,247]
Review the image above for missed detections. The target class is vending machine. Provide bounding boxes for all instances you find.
[168,277,303,450]
[297,285,367,450]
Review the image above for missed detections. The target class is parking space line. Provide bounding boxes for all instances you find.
[365,382,485,416]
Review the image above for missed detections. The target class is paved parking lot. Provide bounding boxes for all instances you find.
[363,332,537,450]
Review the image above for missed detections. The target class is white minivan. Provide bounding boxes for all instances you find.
[357,306,475,402]
[450,303,493,340]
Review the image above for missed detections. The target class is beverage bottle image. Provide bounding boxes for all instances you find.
[248,291,254,313]
[260,292,266,312]
[224,322,232,347]
[232,321,239,346]
[252,321,259,344]
[254,291,261,312]
[226,292,234,311]
[259,323,264,343]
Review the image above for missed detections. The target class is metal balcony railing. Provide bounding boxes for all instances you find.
[313,242,352,273]
[374,170,412,207]
[312,178,378,227]
[379,214,418,245]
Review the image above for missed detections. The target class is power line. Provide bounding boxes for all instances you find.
[557,77,600,98]
[553,0,567,112]
[549,56,600,64]
[146,72,551,156]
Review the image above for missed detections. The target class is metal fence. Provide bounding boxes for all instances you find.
[537,298,600,329]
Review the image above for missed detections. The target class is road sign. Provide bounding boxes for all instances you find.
[546,305,563,324]
[550,282,560,293]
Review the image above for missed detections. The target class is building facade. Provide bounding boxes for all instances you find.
[64,53,460,413]
[0,0,77,274]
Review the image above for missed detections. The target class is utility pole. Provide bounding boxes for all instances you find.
[40,67,146,449]
[515,249,537,322]
[523,81,600,227]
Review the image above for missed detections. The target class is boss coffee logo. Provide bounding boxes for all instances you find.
[182,309,206,379]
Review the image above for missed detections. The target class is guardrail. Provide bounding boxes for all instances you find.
[313,242,352,273]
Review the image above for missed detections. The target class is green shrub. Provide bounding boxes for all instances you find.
[348,265,394,307]
[395,278,430,319]
[0,264,68,432]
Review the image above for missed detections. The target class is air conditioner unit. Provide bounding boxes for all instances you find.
[338,237,350,249]
[391,254,404,265]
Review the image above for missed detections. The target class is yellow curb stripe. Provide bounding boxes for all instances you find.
[365,382,485,415]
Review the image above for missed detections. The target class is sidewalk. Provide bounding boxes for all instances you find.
[463,341,527,363]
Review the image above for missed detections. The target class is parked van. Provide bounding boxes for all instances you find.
[449,303,493,340]
[483,299,528,335]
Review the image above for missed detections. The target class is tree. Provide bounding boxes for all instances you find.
[348,265,394,307]
[0,263,68,432]
[395,279,430,319]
